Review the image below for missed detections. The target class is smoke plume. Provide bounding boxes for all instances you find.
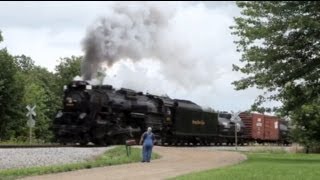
[81,2,257,110]
[81,2,176,80]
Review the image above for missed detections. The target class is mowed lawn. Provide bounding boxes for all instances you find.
[173,153,320,180]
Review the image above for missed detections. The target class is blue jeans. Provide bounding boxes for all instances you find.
[142,144,153,162]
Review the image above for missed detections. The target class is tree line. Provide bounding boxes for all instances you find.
[0,31,81,142]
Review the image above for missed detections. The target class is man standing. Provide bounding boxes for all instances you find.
[139,127,155,163]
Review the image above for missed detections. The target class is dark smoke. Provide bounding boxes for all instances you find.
[81,3,175,80]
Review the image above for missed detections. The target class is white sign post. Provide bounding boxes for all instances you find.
[231,111,241,151]
[26,105,36,144]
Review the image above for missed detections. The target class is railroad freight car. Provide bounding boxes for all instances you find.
[239,112,290,144]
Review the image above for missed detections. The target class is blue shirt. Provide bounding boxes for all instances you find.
[142,132,155,146]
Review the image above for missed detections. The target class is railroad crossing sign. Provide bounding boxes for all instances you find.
[27,119,35,128]
[230,111,241,122]
[230,111,241,151]
[231,111,242,132]
[26,105,36,144]
[26,105,36,117]
[235,123,241,132]
[26,105,36,128]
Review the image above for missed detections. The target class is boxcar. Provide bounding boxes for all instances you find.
[240,112,281,143]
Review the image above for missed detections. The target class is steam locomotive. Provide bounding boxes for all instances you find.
[53,80,290,146]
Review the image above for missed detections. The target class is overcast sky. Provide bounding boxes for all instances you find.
[0,1,278,112]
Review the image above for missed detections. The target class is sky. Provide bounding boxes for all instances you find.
[0,1,279,112]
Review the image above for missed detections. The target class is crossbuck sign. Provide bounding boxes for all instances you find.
[26,105,36,144]
[26,105,36,128]
[230,111,241,122]
[231,111,241,150]
[231,111,241,132]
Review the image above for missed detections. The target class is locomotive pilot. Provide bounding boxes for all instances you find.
[139,127,155,163]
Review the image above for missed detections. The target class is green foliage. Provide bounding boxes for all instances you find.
[14,55,35,72]
[173,153,320,180]
[0,146,160,179]
[54,56,82,96]
[23,83,51,141]
[0,49,24,140]
[0,31,83,143]
[11,55,60,142]
[231,1,320,146]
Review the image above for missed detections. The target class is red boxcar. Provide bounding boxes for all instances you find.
[264,115,279,141]
[239,112,280,142]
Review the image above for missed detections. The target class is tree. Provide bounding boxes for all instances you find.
[0,31,83,142]
[0,30,83,142]
[14,55,35,72]
[23,82,52,141]
[14,55,60,142]
[54,56,82,97]
[231,1,320,148]
[0,33,25,140]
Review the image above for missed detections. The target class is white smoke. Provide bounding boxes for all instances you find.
[81,2,220,89]
[73,75,83,81]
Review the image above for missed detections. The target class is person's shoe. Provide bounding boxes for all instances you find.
[146,161,150,163]
[141,160,145,163]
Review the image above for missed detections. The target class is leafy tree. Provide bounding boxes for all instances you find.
[54,56,82,97]
[12,55,82,142]
[231,1,320,148]
[0,33,24,140]
[14,55,60,142]
[23,83,52,141]
[14,55,35,72]
[0,30,82,142]
[55,56,82,86]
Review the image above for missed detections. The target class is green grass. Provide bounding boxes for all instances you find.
[172,153,320,180]
[0,146,160,180]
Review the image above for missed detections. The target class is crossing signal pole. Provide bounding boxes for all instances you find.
[231,111,241,151]
[26,105,36,144]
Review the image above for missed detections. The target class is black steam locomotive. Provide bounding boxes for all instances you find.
[53,80,285,146]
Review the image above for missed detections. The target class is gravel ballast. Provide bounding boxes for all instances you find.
[0,147,113,170]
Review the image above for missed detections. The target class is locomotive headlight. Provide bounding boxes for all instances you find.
[86,85,92,90]
[56,111,63,118]
[79,113,87,119]
[222,122,228,128]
